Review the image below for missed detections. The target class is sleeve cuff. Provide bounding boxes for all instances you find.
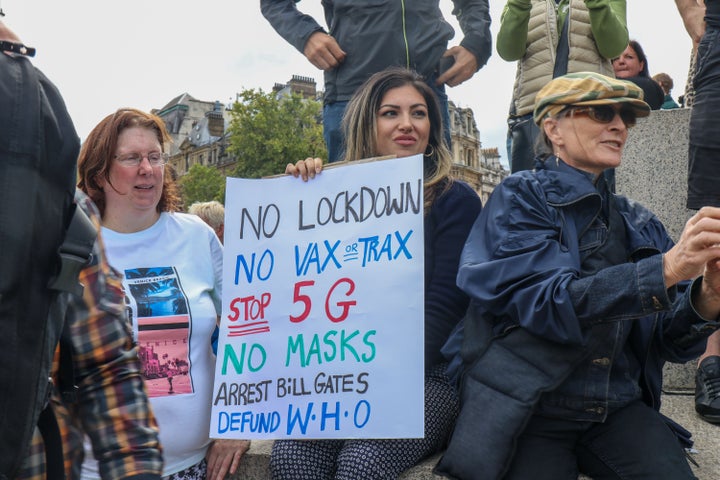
[636,254,674,314]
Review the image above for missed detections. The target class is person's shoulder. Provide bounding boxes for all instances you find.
[496,169,543,195]
[171,211,214,230]
[624,76,664,106]
[482,169,552,213]
[449,179,480,199]
[171,211,205,223]
[438,179,483,210]
[624,75,660,91]
[172,211,223,246]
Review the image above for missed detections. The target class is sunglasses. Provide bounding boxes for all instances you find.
[561,105,637,128]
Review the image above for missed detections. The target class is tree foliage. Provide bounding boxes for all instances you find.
[227,88,326,178]
[178,163,225,207]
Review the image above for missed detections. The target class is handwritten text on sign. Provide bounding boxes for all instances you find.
[211,156,425,439]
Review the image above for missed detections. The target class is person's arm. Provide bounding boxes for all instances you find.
[496,0,532,61]
[565,205,720,360]
[457,174,594,345]
[448,0,492,68]
[260,0,345,70]
[71,196,162,479]
[457,174,700,346]
[585,0,629,59]
[437,0,491,86]
[676,0,706,48]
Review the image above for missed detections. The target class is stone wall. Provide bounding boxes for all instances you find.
[618,107,697,391]
[618,107,694,241]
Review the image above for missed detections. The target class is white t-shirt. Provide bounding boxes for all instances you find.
[81,212,223,478]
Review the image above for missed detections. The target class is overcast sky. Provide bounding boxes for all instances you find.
[5,1,694,168]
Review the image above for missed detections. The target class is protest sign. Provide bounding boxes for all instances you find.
[210,155,425,440]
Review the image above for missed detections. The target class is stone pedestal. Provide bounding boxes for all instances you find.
[618,107,697,392]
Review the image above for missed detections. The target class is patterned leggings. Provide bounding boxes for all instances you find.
[269,364,459,480]
[163,459,206,480]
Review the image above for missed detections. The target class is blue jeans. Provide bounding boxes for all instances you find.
[428,75,452,152]
[323,77,452,163]
[504,401,696,480]
[323,101,348,163]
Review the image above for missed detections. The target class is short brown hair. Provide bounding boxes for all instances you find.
[652,72,674,94]
[77,108,180,215]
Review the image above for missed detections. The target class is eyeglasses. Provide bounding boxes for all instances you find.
[562,105,637,128]
[114,152,169,168]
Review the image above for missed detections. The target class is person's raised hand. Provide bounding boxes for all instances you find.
[286,157,323,181]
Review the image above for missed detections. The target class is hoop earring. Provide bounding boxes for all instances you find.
[424,144,435,158]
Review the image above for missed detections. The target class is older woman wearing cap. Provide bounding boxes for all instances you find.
[437,71,720,480]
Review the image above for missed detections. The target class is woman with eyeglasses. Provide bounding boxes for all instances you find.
[77,108,249,480]
[437,72,720,480]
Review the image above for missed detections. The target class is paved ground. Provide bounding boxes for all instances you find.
[227,392,720,479]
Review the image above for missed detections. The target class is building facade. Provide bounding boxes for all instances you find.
[447,101,508,204]
[154,93,236,177]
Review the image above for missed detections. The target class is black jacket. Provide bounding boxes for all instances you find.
[0,50,80,478]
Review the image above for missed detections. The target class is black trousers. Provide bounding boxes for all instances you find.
[504,400,696,480]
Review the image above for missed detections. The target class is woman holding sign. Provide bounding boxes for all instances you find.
[273,67,483,479]
[76,108,249,480]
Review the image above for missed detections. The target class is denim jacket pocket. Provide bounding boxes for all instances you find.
[578,222,607,261]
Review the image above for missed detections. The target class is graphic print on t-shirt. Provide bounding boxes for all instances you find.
[124,267,193,398]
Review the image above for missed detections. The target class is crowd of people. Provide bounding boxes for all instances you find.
[3,1,720,480]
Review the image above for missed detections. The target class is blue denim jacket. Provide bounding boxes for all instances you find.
[437,157,718,479]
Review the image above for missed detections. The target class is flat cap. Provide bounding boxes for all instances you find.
[533,71,651,125]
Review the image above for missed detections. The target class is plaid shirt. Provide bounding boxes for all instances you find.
[15,191,163,480]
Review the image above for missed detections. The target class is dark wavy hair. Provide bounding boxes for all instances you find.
[77,108,180,215]
[628,39,650,77]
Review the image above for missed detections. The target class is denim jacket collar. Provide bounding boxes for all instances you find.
[533,156,662,259]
